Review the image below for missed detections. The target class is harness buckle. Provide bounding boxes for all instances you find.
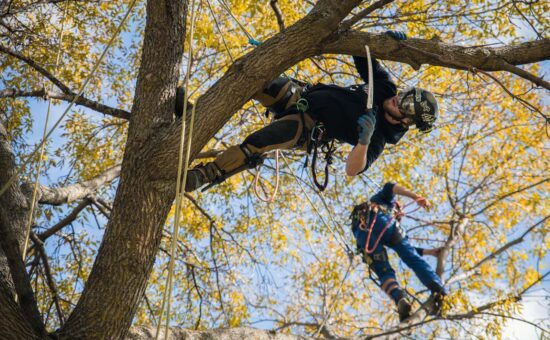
[310,122,325,142]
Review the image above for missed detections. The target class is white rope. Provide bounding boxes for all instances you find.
[154,0,199,338]
[22,2,69,261]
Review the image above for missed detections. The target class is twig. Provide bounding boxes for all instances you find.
[269,0,285,31]
[37,199,92,241]
[30,232,65,325]
[340,0,396,31]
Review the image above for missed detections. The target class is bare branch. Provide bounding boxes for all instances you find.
[447,216,549,285]
[37,199,92,241]
[30,232,65,325]
[470,69,548,122]
[340,0,396,31]
[269,0,285,31]
[0,44,72,94]
[473,178,549,216]
[32,165,121,205]
[0,88,130,120]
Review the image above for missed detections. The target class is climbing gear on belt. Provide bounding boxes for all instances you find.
[309,123,335,192]
[397,87,439,132]
[354,199,415,254]
[254,77,305,118]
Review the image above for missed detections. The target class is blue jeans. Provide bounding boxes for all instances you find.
[353,215,446,294]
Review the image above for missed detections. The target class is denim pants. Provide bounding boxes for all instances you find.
[352,213,446,294]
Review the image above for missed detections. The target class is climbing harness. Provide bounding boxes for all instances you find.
[155,0,199,338]
[308,123,335,192]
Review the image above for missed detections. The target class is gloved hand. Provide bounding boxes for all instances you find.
[385,30,407,41]
[357,112,376,145]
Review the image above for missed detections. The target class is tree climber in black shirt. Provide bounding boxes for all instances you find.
[182,31,439,192]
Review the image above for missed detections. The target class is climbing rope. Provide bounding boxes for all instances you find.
[217,0,262,46]
[22,2,69,261]
[154,0,199,338]
[253,150,280,203]
[208,0,354,264]
[0,0,138,199]
[205,0,280,203]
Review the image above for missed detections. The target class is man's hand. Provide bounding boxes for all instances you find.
[357,112,376,145]
[415,196,431,210]
[385,30,407,41]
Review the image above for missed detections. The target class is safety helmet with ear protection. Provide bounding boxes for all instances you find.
[397,87,439,132]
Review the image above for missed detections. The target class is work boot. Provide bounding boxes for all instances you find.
[429,291,446,316]
[397,298,412,322]
[185,162,223,192]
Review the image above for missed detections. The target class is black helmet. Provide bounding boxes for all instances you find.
[397,87,439,132]
[254,77,303,116]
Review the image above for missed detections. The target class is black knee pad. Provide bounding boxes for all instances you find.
[243,119,300,149]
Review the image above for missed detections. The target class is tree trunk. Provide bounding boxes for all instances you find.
[56,1,187,338]
[0,123,45,337]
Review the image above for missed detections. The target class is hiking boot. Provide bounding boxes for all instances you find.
[184,162,222,192]
[397,298,412,322]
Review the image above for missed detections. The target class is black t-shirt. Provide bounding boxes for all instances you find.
[303,57,408,172]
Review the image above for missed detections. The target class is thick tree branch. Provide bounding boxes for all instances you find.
[30,164,121,205]
[323,33,550,88]
[0,88,131,119]
[0,279,37,339]
[149,0,363,180]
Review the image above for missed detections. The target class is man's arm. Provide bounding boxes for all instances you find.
[352,56,392,84]
[346,113,379,176]
[392,183,431,209]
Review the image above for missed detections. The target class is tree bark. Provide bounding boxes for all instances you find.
[57,0,361,338]
[0,123,44,336]
[55,0,188,338]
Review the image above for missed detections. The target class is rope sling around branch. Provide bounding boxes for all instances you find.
[154,0,199,338]
[0,0,138,199]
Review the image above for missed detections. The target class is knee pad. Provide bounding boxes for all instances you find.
[242,119,300,149]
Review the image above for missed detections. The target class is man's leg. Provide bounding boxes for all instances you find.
[185,113,314,192]
[388,237,446,295]
[366,247,412,322]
